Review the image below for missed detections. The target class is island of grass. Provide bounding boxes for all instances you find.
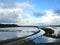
[41,28,60,38]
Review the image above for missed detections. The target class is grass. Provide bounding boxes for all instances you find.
[20,40,37,45]
[0,37,25,44]
[20,40,60,45]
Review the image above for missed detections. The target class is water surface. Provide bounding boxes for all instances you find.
[0,27,38,40]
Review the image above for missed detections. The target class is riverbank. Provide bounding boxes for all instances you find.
[20,40,60,45]
[41,28,60,38]
[0,29,40,45]
[0,37,24,44]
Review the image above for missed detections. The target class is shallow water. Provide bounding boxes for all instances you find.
[33,27,60,44]
[0,27,60,44]
[0,27,38,40]
[33,36,60,44]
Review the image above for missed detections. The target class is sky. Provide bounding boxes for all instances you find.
[0,0,60,25]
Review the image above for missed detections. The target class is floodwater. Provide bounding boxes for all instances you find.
[0,27,38,40]
[33,27,60,44]
[0,27,60,44]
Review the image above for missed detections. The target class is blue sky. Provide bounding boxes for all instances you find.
[16,0,60,12]
[0,0,60,25]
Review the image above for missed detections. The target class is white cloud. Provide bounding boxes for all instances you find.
[15,2,34,9]
[21,10,60,25]
[0,0,60,25]
[0,8,22,23]
[0,1,34,25]
[40,10,60,25]
[0,9,60,25]
[0,1,34,9]
[0,8,22,13]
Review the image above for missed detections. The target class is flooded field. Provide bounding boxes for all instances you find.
[0,27,38,40]
[0,27,60,44]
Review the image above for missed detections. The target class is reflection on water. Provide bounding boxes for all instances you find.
[0,32,17,40]
[33,27,60,44]
[33,36,60,44]
[0,27,38,40]
[0,27,60,44]
[0,31,34,40]
[16,31,33,37]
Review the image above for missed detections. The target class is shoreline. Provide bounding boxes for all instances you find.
[0,29,40,45]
